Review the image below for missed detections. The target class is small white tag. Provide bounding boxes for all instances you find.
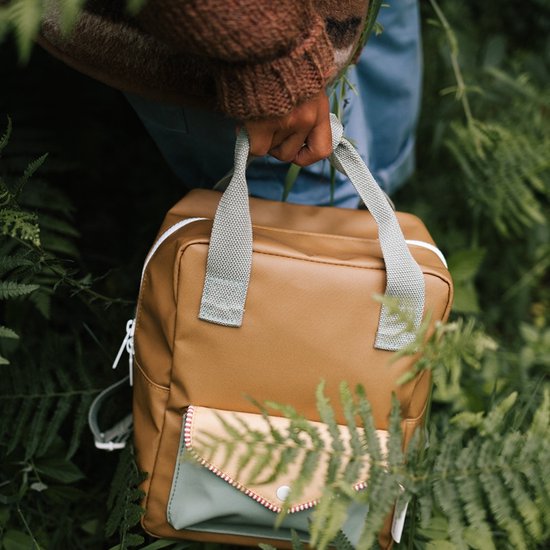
[391,495,409,543]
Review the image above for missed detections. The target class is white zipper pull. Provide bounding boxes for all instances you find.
[112,319,136,386]
[126,319,135,386]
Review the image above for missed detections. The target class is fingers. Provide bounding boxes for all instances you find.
[269,131,309,162]
[243,90,333,166]
[292,111,332,167]
[246,123,278,157]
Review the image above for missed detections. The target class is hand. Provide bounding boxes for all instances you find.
[243,91,332,167]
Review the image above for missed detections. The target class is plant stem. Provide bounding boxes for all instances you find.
[428,0,482,153]
[17,505,41,549]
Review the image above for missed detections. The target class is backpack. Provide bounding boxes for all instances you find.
[90,115,453,548]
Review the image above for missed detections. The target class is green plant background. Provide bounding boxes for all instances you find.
[0,0,549,549]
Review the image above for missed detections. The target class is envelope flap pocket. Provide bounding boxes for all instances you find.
[184,405,389,514]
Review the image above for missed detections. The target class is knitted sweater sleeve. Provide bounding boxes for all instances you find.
[137,0,335,120]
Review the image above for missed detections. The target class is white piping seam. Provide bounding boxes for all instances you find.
[184,406,368,514]
[405,240,447,268]
[141,217,208,283]
[141,220,446,280]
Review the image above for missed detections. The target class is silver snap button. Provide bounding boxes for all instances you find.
[276,485,291,501]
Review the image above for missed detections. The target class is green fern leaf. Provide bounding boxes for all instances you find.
[478,446,528,550]
[333,529,355,550]
[15,153,47,196]
[0,280,39,299]
[280,448,322,520]
[433,475,468,549]
[311,490,351,550]
[339,382,365,468]
[455,443,496,550]
[37,395,74,458]
[7,392,35,454]
[501,460,542,541]
[0,347,100,458]
[24,391,55,459]
[55,0,86,35]
[0,208,40,244]
[480,392,517,436]
[27,287,52,319]
[316,382,345,485]
[0,254,34,276]
[8,0,43,63]
[355,385,383,464]
[105,445,145,545]
[448,118,550,237]
[65,393,93,459]
[0,325,19,339]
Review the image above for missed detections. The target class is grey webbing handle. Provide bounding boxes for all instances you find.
[199,114,425,351]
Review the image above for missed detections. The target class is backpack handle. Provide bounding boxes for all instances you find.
[198,114,425,351]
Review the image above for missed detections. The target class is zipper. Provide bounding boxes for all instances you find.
[183,405,371,514]
[112,319,136,385]
[405,239,447,267]
[141,217,208,282]
[112,220,446,387]
[113,217,208,385]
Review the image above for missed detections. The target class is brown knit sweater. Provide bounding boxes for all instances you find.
[39,0,370,120]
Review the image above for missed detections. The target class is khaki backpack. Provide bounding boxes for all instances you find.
[91,115,453,548]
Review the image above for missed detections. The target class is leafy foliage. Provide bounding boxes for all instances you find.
[0,103,135,548]
[197,381,550,550]
[447,92,550,237]
[0,336,98,459]
[105,445,146,550]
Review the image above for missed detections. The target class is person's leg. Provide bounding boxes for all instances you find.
[125,93,236,190]
[345,0,422,195]
[126,91,357,207]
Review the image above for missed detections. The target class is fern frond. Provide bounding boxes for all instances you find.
[55,0,86,35]
[352,402,403,550]
[433,443,468,549]
[0,254,34,276]
[15,152,47,196]
[316,381,345,486]
[0,208,40,245]
[0,342,100,459]
[480,466,528,549]
[500,441,543,541]
[105,444,145,549]
[0,325,18,339]
[480,391,517,436]
[25,395,56,459]
[313,492,354,550]
[455,442,496,550]
[0,280,39,299]
[448,117,550,237]
[7,0,43,63]
[290,530,305,550]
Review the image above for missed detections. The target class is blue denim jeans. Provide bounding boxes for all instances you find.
[126,0,421,208]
